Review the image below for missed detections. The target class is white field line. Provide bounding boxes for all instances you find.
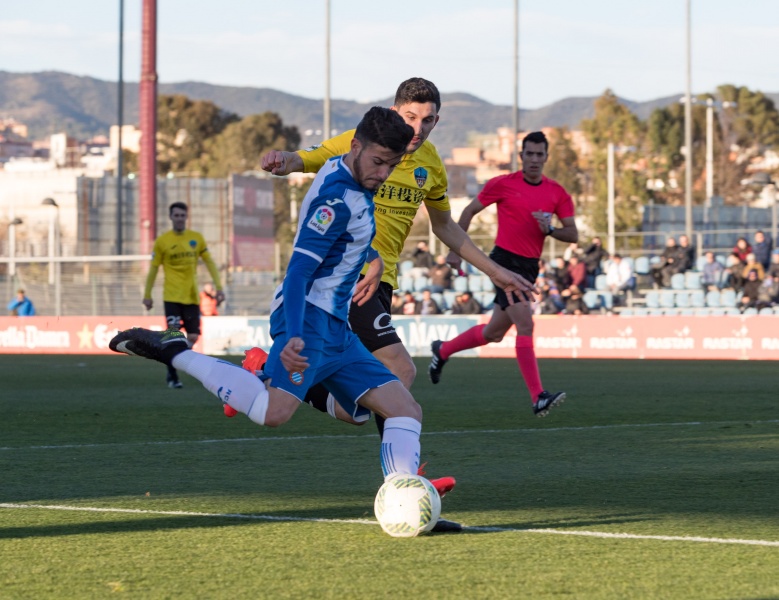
[1,419,777,452]
[1,503,778,548]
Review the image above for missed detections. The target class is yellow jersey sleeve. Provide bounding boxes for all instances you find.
[297,130,354,173]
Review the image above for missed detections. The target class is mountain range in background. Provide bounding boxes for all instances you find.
[2,71,777,159]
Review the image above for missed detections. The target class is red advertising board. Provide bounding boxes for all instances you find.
[0,316,203,354]
[477,315,779,360]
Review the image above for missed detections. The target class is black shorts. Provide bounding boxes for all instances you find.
[489,246,539,310]
[164,302,201,335]
[348,279,402,353]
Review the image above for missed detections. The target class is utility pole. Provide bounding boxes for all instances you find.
[117,0,124,254]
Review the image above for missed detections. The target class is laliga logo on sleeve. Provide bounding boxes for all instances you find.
[307,206,335,235]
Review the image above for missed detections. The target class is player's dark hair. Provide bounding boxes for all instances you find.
[394,77,441,111]
[522,131,549,152]
[354,107,414,155]
[169,201,188,215]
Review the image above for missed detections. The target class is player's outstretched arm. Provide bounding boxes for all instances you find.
[429,203,536,302]
[260,150,304,176]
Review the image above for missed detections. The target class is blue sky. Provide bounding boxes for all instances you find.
[1,0,777,108]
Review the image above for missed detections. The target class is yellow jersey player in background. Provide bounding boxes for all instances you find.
[143,201,225,388]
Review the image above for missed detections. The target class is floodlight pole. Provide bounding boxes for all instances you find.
[117,0,124,254]
[683,0,693,241]
[323,0,331,140]
[511,0,519,173]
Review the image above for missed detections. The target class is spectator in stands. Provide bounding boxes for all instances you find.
[563,242,580,262]
[741,253,765,282]
[199,282,220,316]
[582,236,609,288]
[739,270,763,312]
[390,292,405,315]
[415,289,441,315]
[451,291,483,315]
[758,274,779,308]
[550,256,572,291]
[677,234,696,273]
[605,254,635,303]
[428,254,453,293]
[724,253,746,291]
[652,236,682,288]
[536,277,564,315]
[561,284,588,315]
[7,289,35,317]
[732,237,752,263]
[401,291,417,315]
[409,241,435,278]
[768,250,779,279]
[566,254,587,290]
[752,230,773,271]
[701,251,725,291]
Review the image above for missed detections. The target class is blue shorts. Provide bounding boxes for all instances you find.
[265,304,398,421]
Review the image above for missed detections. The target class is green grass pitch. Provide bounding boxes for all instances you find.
[1,354,778,598]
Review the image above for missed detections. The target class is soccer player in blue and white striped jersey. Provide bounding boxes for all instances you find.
[111,107,428,484]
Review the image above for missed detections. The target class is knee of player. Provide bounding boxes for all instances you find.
[395,360,417,390]
[483,330,505,344]
[263,402,297,427]
[391,397,423,422]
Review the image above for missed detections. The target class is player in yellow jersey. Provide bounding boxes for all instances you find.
[143,202,225,388]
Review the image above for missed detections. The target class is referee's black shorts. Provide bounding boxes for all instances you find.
[347,278,402,353]
[488,246,539,311]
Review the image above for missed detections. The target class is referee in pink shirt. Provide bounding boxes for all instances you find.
[429,131,579,416]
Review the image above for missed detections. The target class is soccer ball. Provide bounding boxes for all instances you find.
[374,474,441,537]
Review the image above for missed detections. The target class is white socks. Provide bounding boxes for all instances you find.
[172,350,269,425]
[381,417,422,480]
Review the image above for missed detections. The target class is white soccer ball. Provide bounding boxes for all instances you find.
[374,474,441,537]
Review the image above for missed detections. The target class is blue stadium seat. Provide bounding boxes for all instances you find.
[709,308,725,316]
[690,290,706,308]
[664,308,680,316]
[632,307,649,316]
[675,292,690,308]
[467,275,483,292]
[760,307,775,316]
[595,274,608,291]
[705,290,720,308]
[477,291,494,309]
[660,290,676,308]
[648,308,665,316]
[670,273,686,290]
[715,254,727,266]
[399,275,414,293]
[619,308,633,316]
[634,256,651,275]
[414,276,431,291]
[720,289,737,307]
[684,271,702,289]
[399,260,414,276]
[453,277,469,292]
[431,292,445,309]
[742,307,758,316]
[679,308,695,315]
[724,307,741,315]
[645,290,660,309]
[695,256,707,271]
[583,290,601,310]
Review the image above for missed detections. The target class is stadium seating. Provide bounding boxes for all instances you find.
[414,276,431,291]
[690,290,706,308]
[399,260,414,276]
[706,290,720,308]
[399,275,413,293]
[670,273,686,290]
[467,275,483,292]
[645,290,660,309]
[675,292,690,308]
[634,256,651,275]
[720,289,737,307]
[595,274,608,291]
[684,271,702,289]
[660,291,676,308]
[453,277,469,292]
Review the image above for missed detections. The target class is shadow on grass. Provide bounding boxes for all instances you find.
[454,512,655,535]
